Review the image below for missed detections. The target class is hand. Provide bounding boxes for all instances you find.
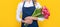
[25,16,33,20]
[25,16,38,20]
[23,16,33,24]
[22,16,33,24]
[23,16,38,24]
[24,19,33,24]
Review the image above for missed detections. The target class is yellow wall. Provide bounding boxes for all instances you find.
[0,0,60,27]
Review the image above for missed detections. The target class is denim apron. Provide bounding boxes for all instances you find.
[22,1,38,27]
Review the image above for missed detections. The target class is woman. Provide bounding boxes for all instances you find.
[16,0,45,27]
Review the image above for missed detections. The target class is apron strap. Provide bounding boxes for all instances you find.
[23,1,25,7]
[32,0,35,6]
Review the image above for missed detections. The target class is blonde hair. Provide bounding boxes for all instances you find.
[32,0,37,5]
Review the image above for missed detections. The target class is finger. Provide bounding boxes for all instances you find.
[25,17,30,19]
[22,20,25,23]
[25,20,33,24]
[25,18,31,20]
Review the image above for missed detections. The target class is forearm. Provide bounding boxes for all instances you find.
[32,17,38,20]
[32,17,44,21]
[16,15,22,22]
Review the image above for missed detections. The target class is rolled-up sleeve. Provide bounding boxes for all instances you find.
[38,17,44,21]
[16,2,23,22]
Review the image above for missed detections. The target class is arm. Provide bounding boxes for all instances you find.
[30,17,44,21]
[16,2,22,22]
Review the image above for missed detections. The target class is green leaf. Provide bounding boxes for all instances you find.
[32,8,43,17]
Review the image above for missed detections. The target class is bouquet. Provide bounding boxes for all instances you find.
[24,6,50,27]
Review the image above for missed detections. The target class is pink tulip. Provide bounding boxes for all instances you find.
[44,15,49,19]
[42,6,50,19]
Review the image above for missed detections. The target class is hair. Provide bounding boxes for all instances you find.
[32,0,37,5]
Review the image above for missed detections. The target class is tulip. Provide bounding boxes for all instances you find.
[42,6,50,19]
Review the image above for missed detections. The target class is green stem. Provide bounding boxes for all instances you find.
[24,24,28,27]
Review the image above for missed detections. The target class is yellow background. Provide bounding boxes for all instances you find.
[0,0,60,27]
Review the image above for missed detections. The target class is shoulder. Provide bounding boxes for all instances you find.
[17,2,23,11]
[36,2,41,6]
[18,2,24,6]
[35,2,42,8]
[36,2,40,4]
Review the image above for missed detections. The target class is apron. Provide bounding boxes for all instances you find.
[22,1,38,27]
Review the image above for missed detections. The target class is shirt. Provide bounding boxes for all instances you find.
[16,1,44,22]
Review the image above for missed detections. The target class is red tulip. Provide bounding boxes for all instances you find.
[42,6,50,19]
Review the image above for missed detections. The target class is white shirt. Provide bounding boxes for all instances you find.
[16,1,44,22]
